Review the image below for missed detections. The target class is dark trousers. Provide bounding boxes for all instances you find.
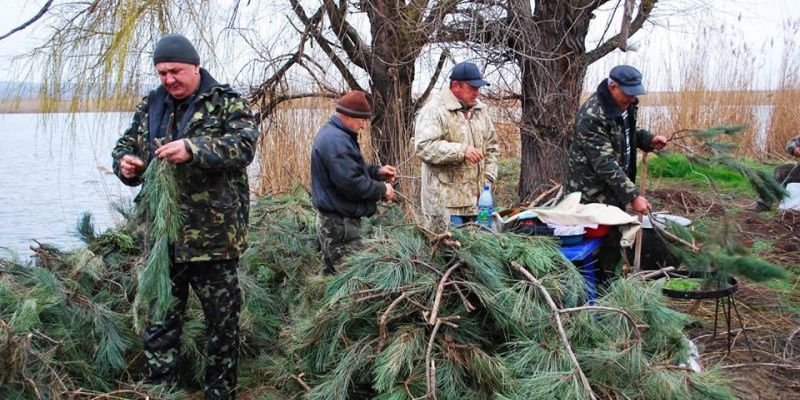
[596,226,623,290]
[142,259,242,400]
[316,211,364,275]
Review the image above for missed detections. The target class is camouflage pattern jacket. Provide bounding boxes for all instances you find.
[786,133,800,156]
[414,86,499,223]
[112,68,259,262]
[567,79,654,209]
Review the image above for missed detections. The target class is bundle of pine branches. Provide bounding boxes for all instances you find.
[0,190,737,399]
[269,224,734,399]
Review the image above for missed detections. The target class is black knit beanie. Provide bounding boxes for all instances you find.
[153,34,200,65]
[335,91,371,119]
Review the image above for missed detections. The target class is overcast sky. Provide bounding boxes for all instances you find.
[0,0,798,90]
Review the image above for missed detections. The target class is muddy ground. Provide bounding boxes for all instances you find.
[649,188,800,399]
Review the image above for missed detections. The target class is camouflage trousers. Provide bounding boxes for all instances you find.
[316,211,364,274]
[142,259,242,400]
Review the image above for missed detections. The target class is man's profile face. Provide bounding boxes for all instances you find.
[156,62,201,100]
[608,81,636,111]
[340,113,369,132]
[450,81,481,107]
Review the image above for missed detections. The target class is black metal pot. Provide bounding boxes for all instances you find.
[661,275,738,300]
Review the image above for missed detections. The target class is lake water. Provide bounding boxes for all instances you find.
[0,112,137,259]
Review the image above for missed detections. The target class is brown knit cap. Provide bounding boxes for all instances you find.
[336,91,371,119]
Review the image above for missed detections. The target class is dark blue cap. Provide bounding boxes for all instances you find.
[609,65,645,96]
[450,62,489,88]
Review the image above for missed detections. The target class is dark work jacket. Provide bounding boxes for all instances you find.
[566,79,654,208]
[112,68,259,262]
[311,115,386,218]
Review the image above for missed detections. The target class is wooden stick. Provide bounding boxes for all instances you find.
[633,153,648,275]
[378,292,408,351]
[559,306,646,341]
[528,184,562,208]
[425,319,442,400]
[428,262,463,325]
[515,263,597,400]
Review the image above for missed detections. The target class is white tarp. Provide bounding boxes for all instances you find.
[496,192,642,247]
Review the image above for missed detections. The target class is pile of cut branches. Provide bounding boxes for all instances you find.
[262,209,735,399]
[0,189,737,399]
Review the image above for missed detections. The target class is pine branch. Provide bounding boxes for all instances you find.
[515,263,598,400]
[133,158,184,331]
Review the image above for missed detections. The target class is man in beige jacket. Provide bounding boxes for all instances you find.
[414,61,499,229]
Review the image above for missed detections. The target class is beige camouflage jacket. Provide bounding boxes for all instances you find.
[414,87,499,227]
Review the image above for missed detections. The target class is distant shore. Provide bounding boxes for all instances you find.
[0,99,135,114]
[0,90,786,114]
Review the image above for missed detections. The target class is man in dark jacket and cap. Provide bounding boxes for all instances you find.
[311,90,396,274]
[112,33,258,399]
[566,65,667,286]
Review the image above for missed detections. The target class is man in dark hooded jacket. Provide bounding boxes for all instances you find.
[112,34,258,399]
[311,91,396,274]
[567,65,667,285]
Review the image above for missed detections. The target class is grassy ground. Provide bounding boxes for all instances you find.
[492,155,800,398]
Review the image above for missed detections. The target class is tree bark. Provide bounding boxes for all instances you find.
[366,1,422,167]
[510,2,591,200]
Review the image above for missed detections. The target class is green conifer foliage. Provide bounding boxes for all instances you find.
[0,191,738,399]
[133,158,184,331]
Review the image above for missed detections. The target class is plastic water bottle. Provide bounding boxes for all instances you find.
[477,185,494,230]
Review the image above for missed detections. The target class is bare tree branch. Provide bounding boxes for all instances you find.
[584,0,656,65]
[0,0,54,41]
[290,0,364,91]
[415,48,450,111]
[323,0,373,72]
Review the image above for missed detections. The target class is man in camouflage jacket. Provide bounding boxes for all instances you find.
[414,61,499,229]
[111,34,258,400]
[567,65,666,285]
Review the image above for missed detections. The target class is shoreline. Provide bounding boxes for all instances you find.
[0,99,135,114]
[1,90,788,114]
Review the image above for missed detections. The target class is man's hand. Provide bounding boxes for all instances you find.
[464,146,484,164]
[378,165,397,183]
[651,135,668,151]
[630,195,652,214]
[383,183,395,201]
[120,154,144,179]
[154,139,193,164]
[794,147,800,157]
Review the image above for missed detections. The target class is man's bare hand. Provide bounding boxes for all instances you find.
[120,154,144,179]
[651,135,668,151]
[630,195,651,214]
[378,165,397,183]
[464,146,484,164]
[794,147,800,158]
[383,183,395,201]
[154,139,193,164]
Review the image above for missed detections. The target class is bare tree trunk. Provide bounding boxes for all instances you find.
[366,1,420,167]
[518,61,586,201]
[513,2,592,201]
[370,62,416,167]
